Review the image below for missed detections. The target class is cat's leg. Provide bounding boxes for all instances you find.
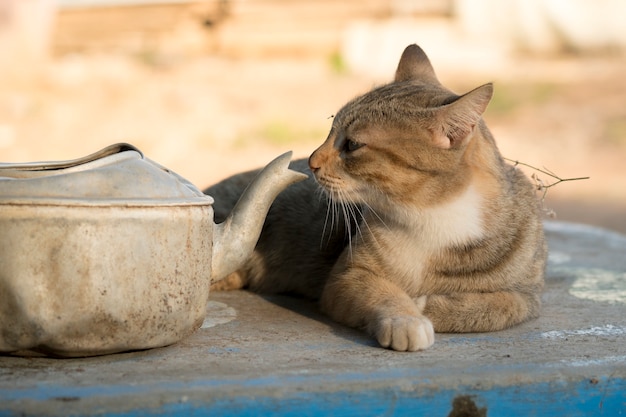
[372,310,435,352]
[210,271,248,291]
[420,291,541,333]
[320,267,435,352]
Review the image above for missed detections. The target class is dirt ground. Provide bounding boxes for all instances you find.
[0,51,624,234]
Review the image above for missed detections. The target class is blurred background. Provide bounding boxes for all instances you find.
[0,0,624,232]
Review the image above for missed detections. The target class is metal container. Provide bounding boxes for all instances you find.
[0,144,306,356]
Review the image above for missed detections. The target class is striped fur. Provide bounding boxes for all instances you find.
[205,44,547,351]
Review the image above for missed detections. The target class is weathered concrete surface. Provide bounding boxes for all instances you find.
[1,221,625,416]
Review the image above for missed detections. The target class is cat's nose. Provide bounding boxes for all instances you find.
[308,154,320,173]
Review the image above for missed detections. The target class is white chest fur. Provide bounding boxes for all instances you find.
[413,184,484,250]
[374,185,484,291]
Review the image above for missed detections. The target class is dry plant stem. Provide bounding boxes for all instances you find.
[504,157,590,217]
[505,158,589,193]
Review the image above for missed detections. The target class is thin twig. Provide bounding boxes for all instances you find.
[504,157,590,218]
[504,157,590,190]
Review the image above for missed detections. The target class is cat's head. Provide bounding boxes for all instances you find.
[309,44,493,210]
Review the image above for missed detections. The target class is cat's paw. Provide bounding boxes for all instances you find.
[372,315,435,352]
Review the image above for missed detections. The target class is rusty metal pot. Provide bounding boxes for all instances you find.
[0,143,306,356]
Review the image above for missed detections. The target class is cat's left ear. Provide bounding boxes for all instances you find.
[430,83,493,149]
[395,44,439,84]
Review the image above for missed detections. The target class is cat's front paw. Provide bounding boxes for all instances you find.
[371,315,435,352]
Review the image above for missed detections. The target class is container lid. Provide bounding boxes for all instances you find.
[0,143,213,206]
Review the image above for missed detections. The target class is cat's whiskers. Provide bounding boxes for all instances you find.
[352,202,383,251]
[318,188,335,249]
[336,190,355,260]
[348,201,363,239]
[316,183,354,253]
[317,175,384,260]
[359,199,390,232]
[330,196,343,248]
[346,199,363,247]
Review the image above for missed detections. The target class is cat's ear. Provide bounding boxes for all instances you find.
[430,83,493,149]
[394,44,438,84]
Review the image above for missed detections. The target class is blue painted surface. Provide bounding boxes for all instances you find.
[1,372,624,416]
[169,380,624,417]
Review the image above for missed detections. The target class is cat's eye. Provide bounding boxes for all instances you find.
[344,139,364,153]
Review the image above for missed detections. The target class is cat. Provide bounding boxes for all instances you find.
[204,44,547,351]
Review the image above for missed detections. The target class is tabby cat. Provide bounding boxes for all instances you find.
[205,44,547,351]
